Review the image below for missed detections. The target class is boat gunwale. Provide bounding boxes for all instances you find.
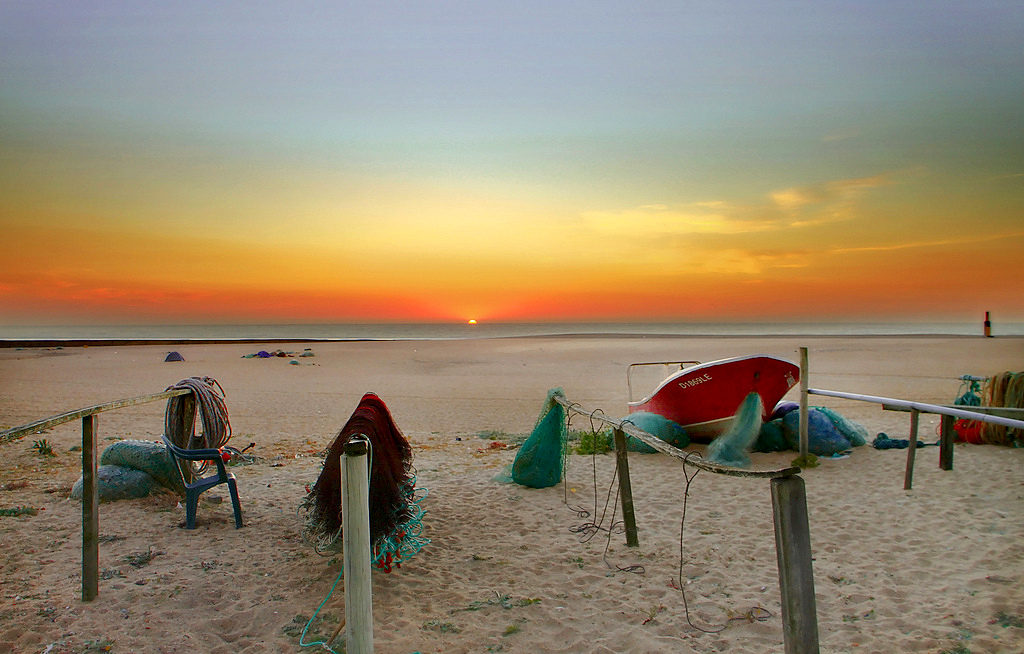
[626,353,799,408]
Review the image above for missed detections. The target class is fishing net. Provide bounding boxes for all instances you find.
[71,465,161,502]
[706,393,763,467]
[510,388,567,488]
[753,418,789,452]
[99,439,185,494]
[622,411,690,452]
[815,406,869,447]
[782,408,851,456]
[300,393,428,569]
[980,371,1024,446]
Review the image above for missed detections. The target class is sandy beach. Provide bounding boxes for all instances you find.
[1,334,1022,653]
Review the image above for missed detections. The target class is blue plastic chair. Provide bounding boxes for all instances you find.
[162,434,243,529]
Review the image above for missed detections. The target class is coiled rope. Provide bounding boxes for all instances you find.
[981,371,1024,446]
[164,376,231,479]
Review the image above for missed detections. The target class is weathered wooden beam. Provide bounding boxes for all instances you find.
[939,414,955,471]
[799,347,810,461]
[82,415,99,602]
[771,475,820,654]
[342,435,373,654]
[1,388,191,443]
[611,428,639,547]
[903,409,920,490]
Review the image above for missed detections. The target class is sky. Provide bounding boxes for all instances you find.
[1,1,1022,326]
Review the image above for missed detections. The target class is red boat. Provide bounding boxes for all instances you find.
[627,355,800,442]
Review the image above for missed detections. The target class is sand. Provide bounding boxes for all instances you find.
[1,335,1022,653]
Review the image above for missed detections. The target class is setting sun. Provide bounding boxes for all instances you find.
[467,319,477,325]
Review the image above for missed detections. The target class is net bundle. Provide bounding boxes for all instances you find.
[300,393,427,569]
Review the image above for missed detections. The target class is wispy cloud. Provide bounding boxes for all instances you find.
[829,230,1024,255]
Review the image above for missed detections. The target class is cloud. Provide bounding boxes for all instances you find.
[769,173,895,226]
[829,230,1024,255]
[579,203,779,238]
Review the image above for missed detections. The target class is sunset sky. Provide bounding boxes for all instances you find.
[2,1,1022,326]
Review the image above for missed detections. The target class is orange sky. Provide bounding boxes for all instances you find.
[2,3,1023,327]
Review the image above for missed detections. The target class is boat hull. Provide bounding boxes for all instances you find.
[627,355,799,442]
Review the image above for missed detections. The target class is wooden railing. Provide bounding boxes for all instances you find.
[0,389,190,601]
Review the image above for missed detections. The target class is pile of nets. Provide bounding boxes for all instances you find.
[753,403,868,457]
[299,392,428,570]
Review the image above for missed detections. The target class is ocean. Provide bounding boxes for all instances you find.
[1,320,1020,343]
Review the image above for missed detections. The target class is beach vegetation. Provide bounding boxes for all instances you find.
[125,547,163,568]
[457,592,541,612]
[31,438,55,457]
[572,429,612,455]
[0,506,39,517]
[938,645,971,654]
[790,453,819,469]
[82,639,115,652]
[423,619,461,633]
[502,621,523,636]
[992,611,1024,628]
[477,430,527,445]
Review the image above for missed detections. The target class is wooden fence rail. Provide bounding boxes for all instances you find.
[0,388,191,601]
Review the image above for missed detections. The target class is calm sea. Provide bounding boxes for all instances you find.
[1,321,1020,342]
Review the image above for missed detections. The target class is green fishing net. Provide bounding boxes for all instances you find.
[706,393,764,468]
[510,388,567,488]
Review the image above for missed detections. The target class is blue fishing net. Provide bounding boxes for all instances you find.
[782,409,851,456]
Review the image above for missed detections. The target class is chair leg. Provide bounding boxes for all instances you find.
[227,477,243,528]
[185,489,199,529]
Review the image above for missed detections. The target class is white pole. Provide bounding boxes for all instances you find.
[342,434,373,654]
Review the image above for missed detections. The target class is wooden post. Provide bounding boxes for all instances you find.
[939,414,955,471]
[342,435,373,654]
[82,414,99,602]
[771,475,820,654]
[799,347,809,460]
[984,311,992,337]
[903,409,920,490]
[612,428,639,547]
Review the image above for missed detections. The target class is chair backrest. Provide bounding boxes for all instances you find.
[161,434,228,485]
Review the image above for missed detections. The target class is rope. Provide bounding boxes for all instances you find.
[164,376,231,479]
[674,451,772,632]
[981,371,1024,445]
[564,410,643,574]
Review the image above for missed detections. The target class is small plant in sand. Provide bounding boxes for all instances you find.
[502,620,524,636]
[422,619,461,633]
[992,611,1024,628]
[32,438,55,457]
[0,506,39,517]
[82,639,114,652]
[572,429,612,455]
[124,547,164,568]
